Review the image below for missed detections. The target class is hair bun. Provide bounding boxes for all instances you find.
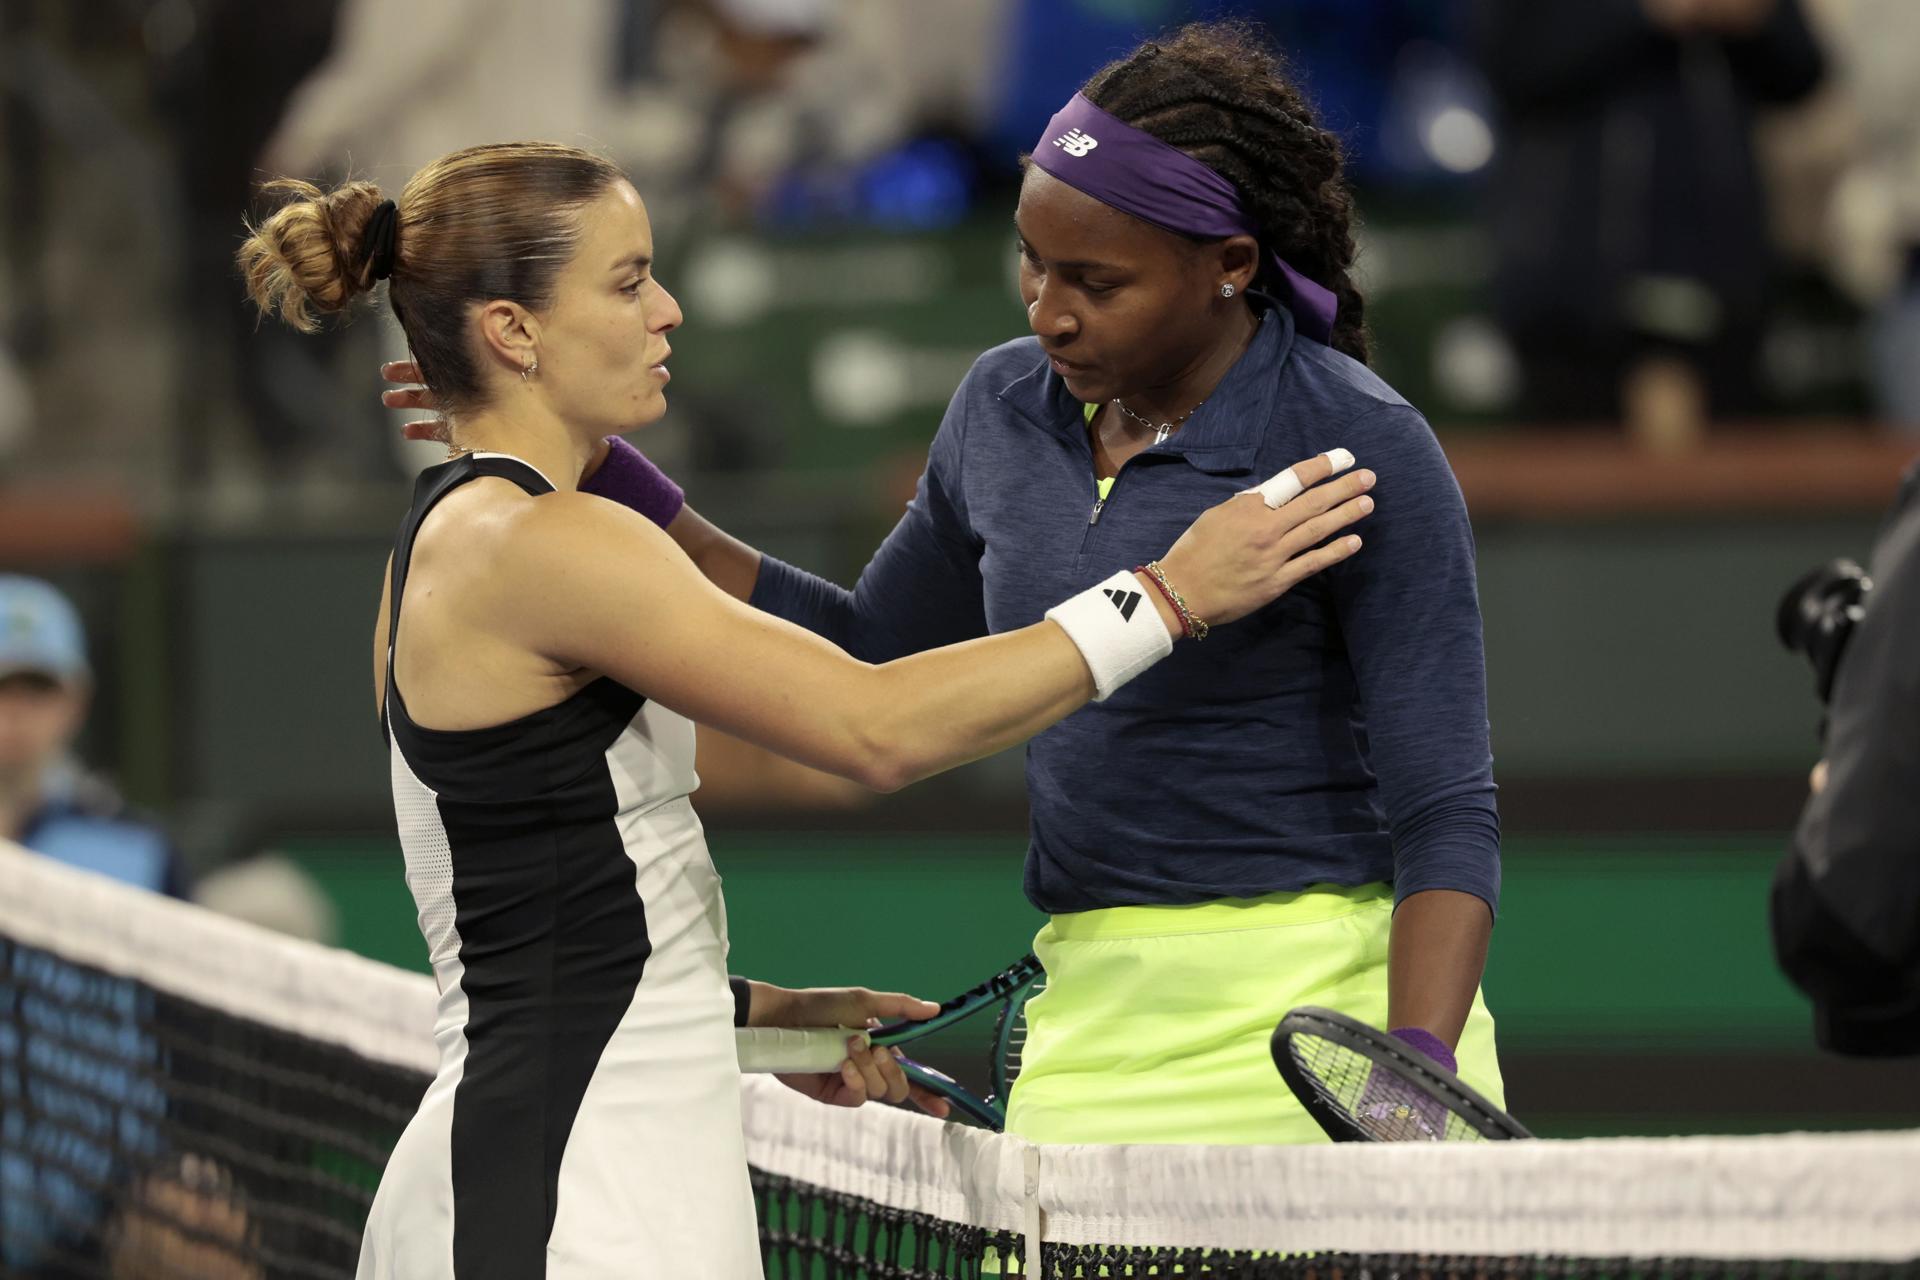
[238,179,390,332]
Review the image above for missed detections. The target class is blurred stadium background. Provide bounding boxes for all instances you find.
[4,0,1918,1141]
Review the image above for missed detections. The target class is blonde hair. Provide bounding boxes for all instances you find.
[238,142,626,414]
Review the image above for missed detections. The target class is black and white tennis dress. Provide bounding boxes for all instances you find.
[357,454,762,1279]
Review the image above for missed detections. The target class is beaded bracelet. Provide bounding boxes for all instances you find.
[1135,561,1210,641]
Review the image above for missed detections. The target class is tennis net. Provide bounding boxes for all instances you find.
[3,840,1918,1279]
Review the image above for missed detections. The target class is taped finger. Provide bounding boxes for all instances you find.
[1244,448,1356,509]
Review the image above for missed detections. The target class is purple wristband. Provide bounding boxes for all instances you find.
[579,435,684,528]
[1390,1026,1457,1075]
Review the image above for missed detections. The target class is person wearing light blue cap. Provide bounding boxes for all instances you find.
[0,575,186,896]
[0,572,90,681]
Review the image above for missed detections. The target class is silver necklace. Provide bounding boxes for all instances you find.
[1114,398,1204,445]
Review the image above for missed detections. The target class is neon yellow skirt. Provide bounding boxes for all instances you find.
[1001,883,1504,1146]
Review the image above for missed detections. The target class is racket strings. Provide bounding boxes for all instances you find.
[1001,976,1044,1085]
[874,956,1048,1130]
[1289,1032,1488,1142]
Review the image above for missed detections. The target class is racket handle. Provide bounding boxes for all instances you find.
[734,1026,869,1073]
[1246,448,1356,509]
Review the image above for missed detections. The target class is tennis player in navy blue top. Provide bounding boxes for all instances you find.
[387,25,1503,1146]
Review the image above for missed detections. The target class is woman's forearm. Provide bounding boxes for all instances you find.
[664,505,763,602]
[1386,889,1492,1048]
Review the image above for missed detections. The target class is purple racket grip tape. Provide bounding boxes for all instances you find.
[579,434,684,528]
[1389,1026,1457,1075]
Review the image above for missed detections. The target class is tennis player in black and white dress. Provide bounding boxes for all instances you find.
[239,142,1372,1277]
[371,449,760,1277]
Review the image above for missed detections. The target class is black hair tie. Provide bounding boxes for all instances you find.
[363,199,399,282]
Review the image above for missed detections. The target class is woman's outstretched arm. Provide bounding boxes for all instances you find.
[497,458,1370,792]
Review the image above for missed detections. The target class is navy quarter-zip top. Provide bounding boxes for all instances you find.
[752,302,1500,916]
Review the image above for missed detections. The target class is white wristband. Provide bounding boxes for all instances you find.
[1044,569,1175,702]
[1243,447,1356,509]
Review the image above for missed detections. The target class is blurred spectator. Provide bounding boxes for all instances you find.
[254,0,818,482]
[262,0,625,184]
[1748,0,1854,266]
[0,576,186,894]
[669,0,1007,227]
[147,0,347,491]
[1821,0,1920,432]
[262,0,1003,238]
[252,0,625,487]
[1476,0,1824,450]
[261,0,1008,479]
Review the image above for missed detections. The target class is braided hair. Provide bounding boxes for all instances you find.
[1082,22,1370,365]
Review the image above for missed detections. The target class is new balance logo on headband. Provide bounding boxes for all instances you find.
[1103,587,1142,622]
[1052,127,1098,158]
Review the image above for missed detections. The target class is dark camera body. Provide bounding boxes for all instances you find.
[1772,463,1920,1058]
[1776,559,1873,708]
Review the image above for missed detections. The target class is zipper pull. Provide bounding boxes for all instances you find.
[1090,473,1116,524]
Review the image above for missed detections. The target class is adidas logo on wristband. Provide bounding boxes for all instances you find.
[1046,569,1173,702]
[1102,588,1142,621]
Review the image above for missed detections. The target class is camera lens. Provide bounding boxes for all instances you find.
[1776,558,1872,705]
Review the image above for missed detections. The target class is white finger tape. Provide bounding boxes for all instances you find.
[1245,448,1356,509]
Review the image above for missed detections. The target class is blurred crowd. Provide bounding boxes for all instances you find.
[1479,0,1919,450]
[0,0,1916,509]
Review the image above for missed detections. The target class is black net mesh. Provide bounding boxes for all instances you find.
[753,1168,1919,1278]
[2,935,425,1279]
[754,1171,1920,1279]
[1023,1252,1917,1278]
[1024,1248,1915,1278]
[756,1173,1019,1279]
[4,850,1918,1280]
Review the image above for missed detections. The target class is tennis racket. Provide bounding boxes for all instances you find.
[735,953,1047,1130]
[1271,1006,1532,1142]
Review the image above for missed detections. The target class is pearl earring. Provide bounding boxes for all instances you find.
[1219,283,1237,299]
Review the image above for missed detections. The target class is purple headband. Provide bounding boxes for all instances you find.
[1031,93,1338,345]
